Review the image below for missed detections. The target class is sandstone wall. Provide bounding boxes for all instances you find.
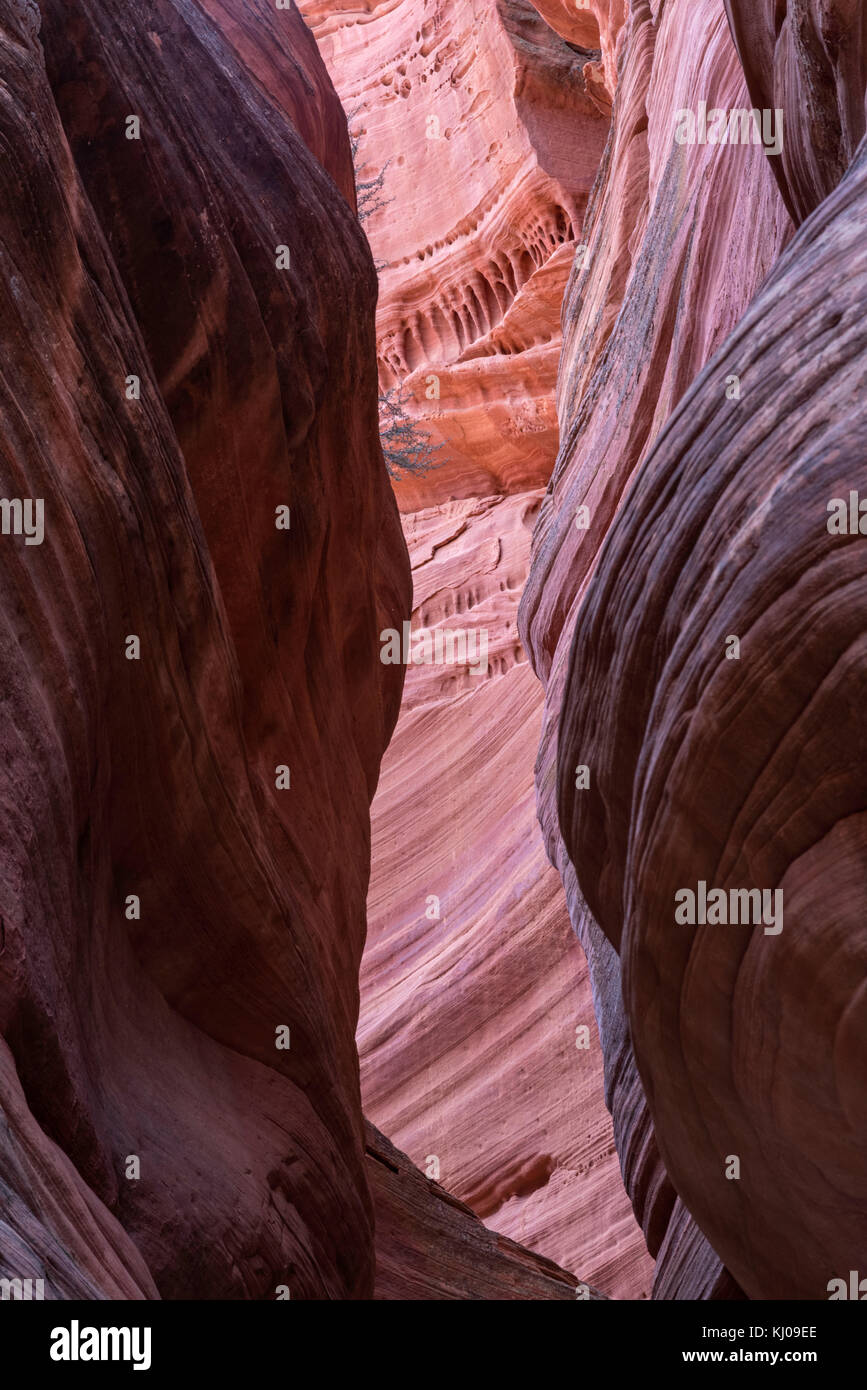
[0,0,408,1299]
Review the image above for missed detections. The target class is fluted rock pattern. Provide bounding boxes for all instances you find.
[0,0,409,1298]
[301,0,610,509]
[557,132,867,1302]
[520,0,796,1297]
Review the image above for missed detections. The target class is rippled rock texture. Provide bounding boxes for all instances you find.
[519,0,797,1297]
[525,0,867,1297]
[365,1122,603,1298]
[300,0,654,1297]
[558,132,867,1299]
[0,0,409,1298]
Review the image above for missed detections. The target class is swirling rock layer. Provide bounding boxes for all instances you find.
[361,493,654,1296]
[0,0,409,1299]
[300,0,654,1296]
[558,132,867,1302]
[724,0,867,224]
[520,0,794,1296]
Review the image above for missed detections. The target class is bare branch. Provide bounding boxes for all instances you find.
[379,384,445,480]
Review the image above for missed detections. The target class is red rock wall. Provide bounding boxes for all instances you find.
[300,0,654,1298]
[530,0,867,1297]
[519,0,796,1297]
[9,0,860,1303]
[303,0,610,509]
[360,493,653,1295]
[725,0,867,224]
[365,1122,604,1298]
[558,130,867,1301]
[0,0,408,1298]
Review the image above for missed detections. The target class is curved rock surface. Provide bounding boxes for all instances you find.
[527,1,627,96]
[301,0,654,1296]
[361,492,654,1296]
[301,0,610,510]
[520,0,794,1296]
[557,133,867,1300]
[366,1122,604,1298]
[724,0,867,224]
[0,0,408,1298]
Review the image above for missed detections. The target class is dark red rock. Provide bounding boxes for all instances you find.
[724,0,867,223]
[0,0,408,1299]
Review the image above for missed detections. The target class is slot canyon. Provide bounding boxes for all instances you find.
[0,0,865,1309]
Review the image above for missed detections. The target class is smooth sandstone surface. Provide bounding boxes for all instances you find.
[1,0,596,1305]
[0,0,408,1299]
[300,0,654,1297]
[6,0,861,1303]
[558,134,867,1300]
[528,0,867,1298]
[519,0,794,1297]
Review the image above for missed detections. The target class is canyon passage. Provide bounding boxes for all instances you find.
[0,0,864,1315]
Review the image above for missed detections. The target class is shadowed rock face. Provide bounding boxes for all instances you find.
[558,133,867,1300]
[0,0,409,1298]
[524,0,627,95]
[196,0,355,195]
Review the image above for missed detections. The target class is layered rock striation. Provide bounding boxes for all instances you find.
[557,130,867,1298]
[0,0,408,1299]
[366,1122,603,1298]
[524,0,867,1297]
[361,492,653,1294]
[301,0,654,1297]
[520,0,797,1297]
